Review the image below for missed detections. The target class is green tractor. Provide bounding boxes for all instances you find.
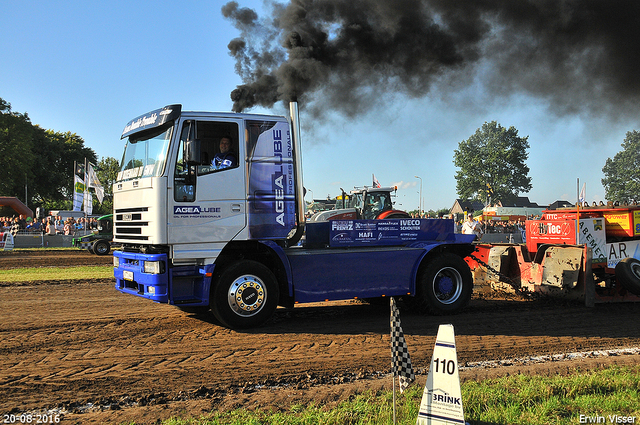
[72,214,113,255]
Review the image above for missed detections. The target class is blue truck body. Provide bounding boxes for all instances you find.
[113,103,476,328]
[114,219,474,304]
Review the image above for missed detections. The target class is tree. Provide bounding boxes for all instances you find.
[0,96,98,212]
[453,121,532,204]
[601,130,640,203]
[0,99,35,198]
[29,129,97,207]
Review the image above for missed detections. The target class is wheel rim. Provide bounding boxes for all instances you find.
[227,274,266,317]
[630,262,640,280]
[431,267,463,305]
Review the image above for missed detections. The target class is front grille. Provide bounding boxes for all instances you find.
[115,207,150,241]
[117,235,149,241]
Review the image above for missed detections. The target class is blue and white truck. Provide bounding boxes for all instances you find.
[113,102,476,328]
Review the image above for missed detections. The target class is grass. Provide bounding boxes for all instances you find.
[0,248,113,282]
[463,366,640,424]
[0,265,113,282]
[151,366,640,425]
[0,247,79,252]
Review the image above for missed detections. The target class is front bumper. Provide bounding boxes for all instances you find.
[114,251,169,303]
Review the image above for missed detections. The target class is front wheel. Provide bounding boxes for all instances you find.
[93,239,111,255]
[415,253,473,315]
[211,260,279,329]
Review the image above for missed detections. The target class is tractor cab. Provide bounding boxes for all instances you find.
[357,188,394,219]
[310,186,409,221]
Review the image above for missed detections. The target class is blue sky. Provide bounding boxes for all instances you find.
[2,1,637,212]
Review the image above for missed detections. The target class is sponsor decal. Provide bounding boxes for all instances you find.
[331,232,352,243]
[354,222,377,230]
[173,205,222,219]
[578,219,606,262]
[607,240,640,268]
[429,389,462,406]
[400,219,422,231]
[271,128,289,226]
[529,221,573,237]
[329,219,452,247]
[123,113,158,135]
[331,221,354,231]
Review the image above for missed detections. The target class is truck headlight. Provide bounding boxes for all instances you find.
[143,260,164,274]
[113,256,119,268]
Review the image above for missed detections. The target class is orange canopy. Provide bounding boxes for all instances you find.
[0,197,34,218]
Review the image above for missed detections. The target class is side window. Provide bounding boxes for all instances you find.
[173,120,240,202]
[174,121,196,202]
[363,193,391,219]
[196,121,240,176]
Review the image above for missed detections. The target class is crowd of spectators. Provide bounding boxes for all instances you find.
[455,217,531,235]
[482,219,527,234]
[1,214,98,236]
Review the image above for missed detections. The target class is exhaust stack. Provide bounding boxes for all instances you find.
[287,101,306,246]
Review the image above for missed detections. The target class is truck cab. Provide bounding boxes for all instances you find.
[113,105,299,259]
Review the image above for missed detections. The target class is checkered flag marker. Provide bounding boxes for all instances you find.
[390,297,415,393]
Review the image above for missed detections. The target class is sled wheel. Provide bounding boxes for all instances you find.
[615,257,640,295]
[211,260,279,329]
[93,239,111,255]
[416,253,473,315]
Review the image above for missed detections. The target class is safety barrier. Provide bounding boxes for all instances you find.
[2,230,94,248]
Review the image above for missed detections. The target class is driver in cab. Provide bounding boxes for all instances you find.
[212,136,237,170]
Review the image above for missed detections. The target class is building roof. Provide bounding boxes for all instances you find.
[547,200,574,210]
[496,197,544,208]
[450,199,485,214]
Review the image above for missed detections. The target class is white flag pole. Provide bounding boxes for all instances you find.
[391,296,397,425]
[392,368,397,425]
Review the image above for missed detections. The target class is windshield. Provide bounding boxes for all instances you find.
[349,193,363,209]
[117,125,173,181]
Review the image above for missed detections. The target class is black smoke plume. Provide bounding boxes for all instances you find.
[222,0,640,120]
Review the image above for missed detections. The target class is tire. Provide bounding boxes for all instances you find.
[93,239,111,255]
[211,260,279,329]
[415,253,473,315]
[376,211,411,219]
[615,257,640,295]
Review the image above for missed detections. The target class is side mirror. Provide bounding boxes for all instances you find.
[184,139,201,166]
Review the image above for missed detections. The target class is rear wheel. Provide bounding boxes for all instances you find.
[415,253,473,315]
[211,260,279,329]
[615,257,640,295]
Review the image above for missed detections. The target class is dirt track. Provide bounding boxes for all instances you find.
[2,250,640,424]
